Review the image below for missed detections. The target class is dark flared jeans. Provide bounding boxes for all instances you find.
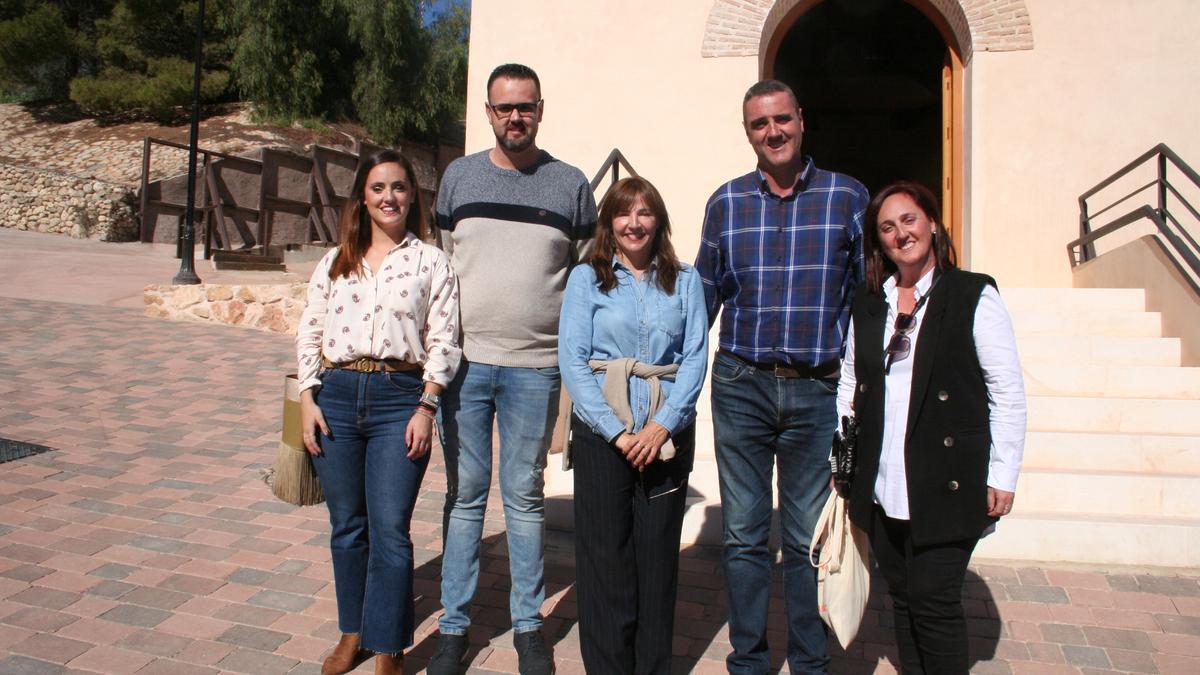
[311,367,429,654]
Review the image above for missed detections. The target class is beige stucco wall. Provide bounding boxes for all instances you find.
[465,0,1200,288]
[968,0,1200,287]
[465,0,757,263]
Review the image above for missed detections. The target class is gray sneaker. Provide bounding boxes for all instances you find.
[513,630,554,675]
[426,633,468,675]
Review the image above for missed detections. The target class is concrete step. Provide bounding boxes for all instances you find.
[1002,287,1146,313]
[1016,469,1200,519]
[1024,431,1200,475]
[1028,395,1200,434]
[1016,335,1181,366]
[210,260,288,272]
[1010,309,1161,337]
[1023,364,1200,398]
[986,288,1198,567]
[211,249,287,272]
[974,510,1200,567]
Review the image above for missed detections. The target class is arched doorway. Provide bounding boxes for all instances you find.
[763,0,964,248]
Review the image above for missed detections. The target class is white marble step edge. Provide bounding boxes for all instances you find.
[1023,430,1200,475]
[1027,395,1200,435]
[1001,287,1146,313]
[1016,335,1181,367]
[1014,469,1200,519]
[1023,364,1200,399]
[1010,310,1162,338]
[974,510,1200,567]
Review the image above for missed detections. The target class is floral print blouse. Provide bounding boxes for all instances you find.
[296,232,462,391]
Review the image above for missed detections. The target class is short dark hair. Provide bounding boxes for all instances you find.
[743,79,800,109]
[487,63,541,99]
[863,180,958,291]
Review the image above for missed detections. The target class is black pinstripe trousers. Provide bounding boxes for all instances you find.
[571,416,694,675]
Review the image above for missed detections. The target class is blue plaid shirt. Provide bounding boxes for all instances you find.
[696,157,868,368]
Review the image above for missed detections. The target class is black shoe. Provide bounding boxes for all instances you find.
[513,630,554,675]
[426,633,468,675]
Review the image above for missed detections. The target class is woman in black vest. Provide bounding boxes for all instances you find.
[837,181,1026,673]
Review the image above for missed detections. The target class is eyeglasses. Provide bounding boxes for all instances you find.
[488,100,541,118]
[884,311,917,374]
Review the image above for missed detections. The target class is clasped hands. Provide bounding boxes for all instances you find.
[613,421,670,470]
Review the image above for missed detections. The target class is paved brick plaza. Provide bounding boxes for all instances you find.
[1,295,1199,674]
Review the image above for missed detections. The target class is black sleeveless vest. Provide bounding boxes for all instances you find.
[848,268,998,546]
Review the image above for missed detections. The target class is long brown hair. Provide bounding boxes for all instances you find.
[590,176,681,295]
[863,180,958,292]
[329,149,428,280]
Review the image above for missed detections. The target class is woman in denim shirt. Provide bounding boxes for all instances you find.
[559,176,709,674]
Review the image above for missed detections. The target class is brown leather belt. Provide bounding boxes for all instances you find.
[321,355,420,373]
[719,350,839,380]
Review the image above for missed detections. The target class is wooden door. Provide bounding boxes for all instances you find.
[942,48,965,259]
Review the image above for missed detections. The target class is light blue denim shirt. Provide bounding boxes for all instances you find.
[558,259,709,441]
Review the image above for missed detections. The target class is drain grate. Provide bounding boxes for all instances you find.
[0,438,54,464]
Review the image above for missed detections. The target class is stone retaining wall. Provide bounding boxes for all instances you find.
[144,282,306,335]
[0,162,139,241]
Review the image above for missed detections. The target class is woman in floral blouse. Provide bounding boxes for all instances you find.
[295,149,461,675]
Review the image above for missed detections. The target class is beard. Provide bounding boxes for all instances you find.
[495,123,536,152]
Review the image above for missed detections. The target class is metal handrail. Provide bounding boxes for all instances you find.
[589,148,638,193]
[1068,145,1200,300]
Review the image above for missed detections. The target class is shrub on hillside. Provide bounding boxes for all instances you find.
[69,57,229,122]
[0,4,78,100]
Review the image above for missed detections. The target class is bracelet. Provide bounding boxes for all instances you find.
[414,408,436,420]
[416,402,438,415]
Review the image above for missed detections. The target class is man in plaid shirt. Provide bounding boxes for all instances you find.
[696,79,868,674]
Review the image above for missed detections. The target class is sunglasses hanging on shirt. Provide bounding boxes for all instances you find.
[884,276,940,375]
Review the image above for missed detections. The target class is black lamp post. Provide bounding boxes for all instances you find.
[173,0,206,285]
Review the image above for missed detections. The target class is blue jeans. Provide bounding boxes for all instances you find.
[311,367,430,654]
[438,360,560,634]
[710,351,837,674]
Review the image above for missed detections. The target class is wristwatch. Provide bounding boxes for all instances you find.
[419,392,441,411]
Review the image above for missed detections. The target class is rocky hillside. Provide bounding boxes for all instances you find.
[0,103,357,241]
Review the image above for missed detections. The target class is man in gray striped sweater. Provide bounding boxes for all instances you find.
[429,63,596,675]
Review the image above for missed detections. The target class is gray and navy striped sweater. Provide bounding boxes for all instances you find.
[435,149,597,368]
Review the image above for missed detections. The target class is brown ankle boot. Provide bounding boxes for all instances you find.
[374,652,403,675]
[322,633,366,675]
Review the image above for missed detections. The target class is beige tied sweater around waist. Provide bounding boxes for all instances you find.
[587,357,679,460]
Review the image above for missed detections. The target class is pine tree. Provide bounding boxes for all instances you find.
[68,0,232,119]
